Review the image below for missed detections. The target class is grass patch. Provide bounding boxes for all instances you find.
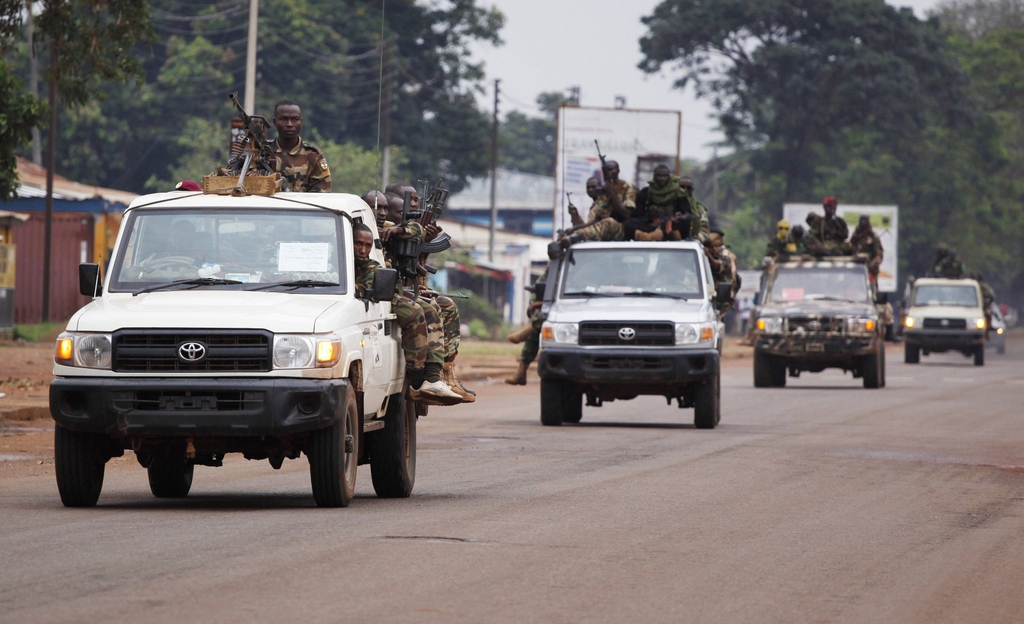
[14,322,62,342]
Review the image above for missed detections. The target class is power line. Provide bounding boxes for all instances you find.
[152,4,247,22]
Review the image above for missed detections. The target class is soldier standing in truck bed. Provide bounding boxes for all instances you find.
[850,215,883,279]
[268,99,331,192]
[805,196,849,256]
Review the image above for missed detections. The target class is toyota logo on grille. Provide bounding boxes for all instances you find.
[618,327,636,341]
[940,319,950,327]
[178,342,207,362]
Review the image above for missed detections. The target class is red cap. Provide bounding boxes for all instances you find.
[175,180,202,192]
[823,196,837,206]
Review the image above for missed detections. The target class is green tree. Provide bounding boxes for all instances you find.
[0,2,44,200]
[497,91,569,176]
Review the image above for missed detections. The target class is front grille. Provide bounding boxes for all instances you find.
[583,356,671,371]
[112,390,263,412]
[578,322,675,346]
[787,317,841,333]
[922,318,967,330]
[112,330,272,372]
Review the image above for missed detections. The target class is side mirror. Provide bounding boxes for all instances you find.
[370,268,398,302]
[79,263,102,297]
[715,282,732,303]
[529,281,546,298]
[753,292,761,306]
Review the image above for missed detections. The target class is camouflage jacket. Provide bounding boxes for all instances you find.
[354,257,381,299]
[684,195,710,243]
[588,179,637,222]
[806,213,849,245]
[269,137,331,193]
[850,228,883,269]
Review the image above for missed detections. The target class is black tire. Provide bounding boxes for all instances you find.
[884,324,895,342]
[863,348,882,389]
[694,374,721,429]
[753,349,772,388]
[368,392,416,498]
[540,378,565,426]
[562,387,583,424]
[904,344,920,364]
[974,345,985,366]
[308,389,359,507]
[880,344,887,387]
[147,457,194,498]
[54,425,106,508]
[770,358,787,387]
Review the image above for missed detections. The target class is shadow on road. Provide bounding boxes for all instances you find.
[97,493,318,510]
[570,422,693,430]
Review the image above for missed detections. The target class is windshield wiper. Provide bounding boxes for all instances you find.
[804,295,859,302]
[562,291,621,298]
[247,280,339,292]
[133,277,244,296]
[628,291,687,299]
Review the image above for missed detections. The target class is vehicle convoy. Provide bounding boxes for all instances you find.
[50,191,416,508]
[536,241,731,428]
[902,277,988,366]
[752,258,886,389]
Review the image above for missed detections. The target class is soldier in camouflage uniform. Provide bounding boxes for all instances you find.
[971,272,996,338]
[930,244,965,278]
[505,261,555,385]
[679,177,711,243]
[625,165,695,241]
[805,197,849,256]
[849,215,883,278]
[555,160,637,248]
[705,232,735,311]
[352,223,461,404]
[269,100,331,192]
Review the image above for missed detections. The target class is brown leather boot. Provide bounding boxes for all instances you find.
[504,361,529,386]
[443,361,476,402]
[507,326,535,344]
[633,228,665,241]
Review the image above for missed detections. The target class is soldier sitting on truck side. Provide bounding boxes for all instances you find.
[805,196,849,257]
[971,271,996,338]
[704,232,735,311]
[765,220,791,260]
[555,160,637,248]
[679,177,711,243]
[268,99,331,193]
[929,244,965,278]
[624,164,693,241]
[850,215,883,279]
[352,223,462,404]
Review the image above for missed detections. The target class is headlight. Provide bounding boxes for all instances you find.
[975,318,986,330]
[904,316,916,329]
[274,335,314,369]
[676,322,715,345]
[75,333,112,369]
[541,322,578,344]
[845,318,877,334]
[997,327,1004,334]
[756,317,784,334]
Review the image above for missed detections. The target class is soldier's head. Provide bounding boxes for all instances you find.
[585,176,602,199]
[680,177,695,197]
[603,160,620,182]
[385,182,419,211]
[791,224,805,241]
[362,190,389,225]
[653,164,671,187]
[707,232,724,258]
[385,193,405,224]
[273,99,302,142]
[352,223,374,262]
[857,214,871,231]
[822,196,837,218]
[776,220,791,241]
[936,242,948,257]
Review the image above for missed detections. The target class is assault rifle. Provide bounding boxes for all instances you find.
[595,140,609,179]
[418,178,452,254]
[225,92,276,189]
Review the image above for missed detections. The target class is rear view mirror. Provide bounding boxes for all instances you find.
[79,263,102,297]
[528,281,546,298]
[370,268,398,302]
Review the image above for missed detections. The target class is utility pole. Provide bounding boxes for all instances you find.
[380,39,393,189]
[244,0,258,112]
[42,40,57,322]
[488,78,500,262]
[26,0,40,165]
[711,148,719,216]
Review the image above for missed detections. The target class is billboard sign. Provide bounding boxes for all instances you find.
[554,106,681,236]
[783,203,899,292]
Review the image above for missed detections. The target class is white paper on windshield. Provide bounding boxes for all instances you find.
[278,243,330,272]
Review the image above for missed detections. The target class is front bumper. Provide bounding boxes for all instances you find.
[755,334,878,359]
[905,330,984,350]
[50,377,350,437]
[538,346,719,386]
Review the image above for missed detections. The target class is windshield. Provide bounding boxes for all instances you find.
[912,284,978,307]
[110,209,346,293]
[769,268,870,303]
[561,248,703,299]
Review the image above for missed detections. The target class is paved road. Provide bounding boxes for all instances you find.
[3,345,1024,623]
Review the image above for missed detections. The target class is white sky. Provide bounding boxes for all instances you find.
[471,0,945,162]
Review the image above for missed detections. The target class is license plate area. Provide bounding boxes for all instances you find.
[805,343,825,353]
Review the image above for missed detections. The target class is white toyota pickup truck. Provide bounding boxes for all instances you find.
[536,241,730,428]
[50,191,415,508]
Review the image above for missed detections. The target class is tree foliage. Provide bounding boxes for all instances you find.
[0,2,44,200]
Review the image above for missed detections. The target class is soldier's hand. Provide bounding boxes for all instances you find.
[567,204,579,218]
[425,224,441,241]
[380,226,404,242]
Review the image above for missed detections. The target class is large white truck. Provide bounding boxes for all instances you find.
[50,191,415,508]
[536,241,730,428]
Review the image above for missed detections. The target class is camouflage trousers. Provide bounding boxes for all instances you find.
[575,217,625,242]
[415,296,446,366]
[520,312,545,364]
[435,296,461,362]
[392,295,429,369]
